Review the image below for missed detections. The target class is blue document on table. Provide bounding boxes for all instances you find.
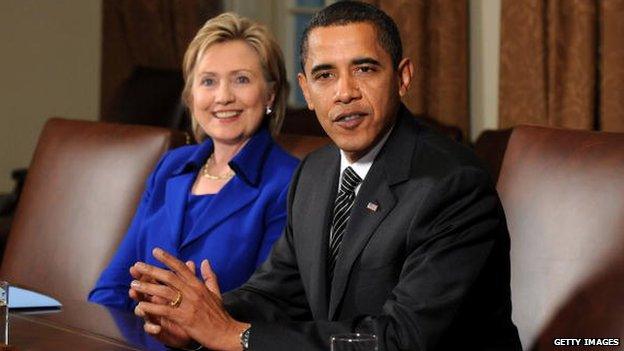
[8,286,62,310]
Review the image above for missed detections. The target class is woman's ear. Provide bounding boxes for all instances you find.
[266,82,276,110]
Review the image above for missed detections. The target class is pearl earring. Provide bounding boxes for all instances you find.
[266,106,272,115]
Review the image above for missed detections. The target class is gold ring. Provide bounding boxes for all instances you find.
[170,290,182,308]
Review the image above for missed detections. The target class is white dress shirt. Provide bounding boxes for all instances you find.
[338,125,394,195]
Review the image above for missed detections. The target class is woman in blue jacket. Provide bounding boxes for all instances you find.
[89,13,298,310]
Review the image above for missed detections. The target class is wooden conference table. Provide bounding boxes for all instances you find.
[8,299,168,350]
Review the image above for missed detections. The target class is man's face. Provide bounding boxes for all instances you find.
[298,23,412,162]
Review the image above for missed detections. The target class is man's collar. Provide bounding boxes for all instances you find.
[172,127,273,187]
[339,123,394,181]
[374,104,421,186]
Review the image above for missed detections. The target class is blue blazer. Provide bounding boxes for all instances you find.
[89,128,299,310]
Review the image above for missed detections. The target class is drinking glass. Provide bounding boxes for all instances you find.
[0,281,8,345]
[330,333,377,351]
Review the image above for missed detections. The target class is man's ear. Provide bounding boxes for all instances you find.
[297,72,315,111]
[397,58,413,98]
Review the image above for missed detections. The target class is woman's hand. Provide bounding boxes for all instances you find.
[131,248,249,351]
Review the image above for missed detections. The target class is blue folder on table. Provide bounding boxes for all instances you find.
[8,286,62,310]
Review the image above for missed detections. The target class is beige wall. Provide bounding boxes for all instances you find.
[0,0,102,192]
[469,0,501,141]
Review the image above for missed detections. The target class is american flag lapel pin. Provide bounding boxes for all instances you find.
[366,201,379,212]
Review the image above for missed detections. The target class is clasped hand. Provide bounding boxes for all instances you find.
[129,247,249,351]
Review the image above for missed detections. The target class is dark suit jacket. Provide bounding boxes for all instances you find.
[224,107,521,350]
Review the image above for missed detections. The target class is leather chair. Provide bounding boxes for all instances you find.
[497,125,624,349]
[0,169,26,261]
[0,118,186,303]
[473,128,513,182]
[276,133,331,160]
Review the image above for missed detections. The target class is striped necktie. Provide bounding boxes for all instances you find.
[328,166,362,281]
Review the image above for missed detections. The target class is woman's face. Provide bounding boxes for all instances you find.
[190,40,274,145]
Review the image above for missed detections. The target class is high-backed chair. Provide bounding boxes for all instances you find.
[497,125,624,349]
[276,133,331,160]
[0,118,186,303]
[473,128,513,182]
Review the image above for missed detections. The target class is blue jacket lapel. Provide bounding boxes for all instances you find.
[180,176,259,249]
[164,173,195,244]
[177,127,273,249]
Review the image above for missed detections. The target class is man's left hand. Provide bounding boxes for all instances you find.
[131,248,249,351]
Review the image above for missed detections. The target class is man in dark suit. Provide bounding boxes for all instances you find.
[130,2,522,350]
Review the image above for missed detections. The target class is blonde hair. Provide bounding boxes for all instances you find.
[182,12,288,142]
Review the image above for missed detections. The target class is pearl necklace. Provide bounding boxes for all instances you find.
[201,154,235,180]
